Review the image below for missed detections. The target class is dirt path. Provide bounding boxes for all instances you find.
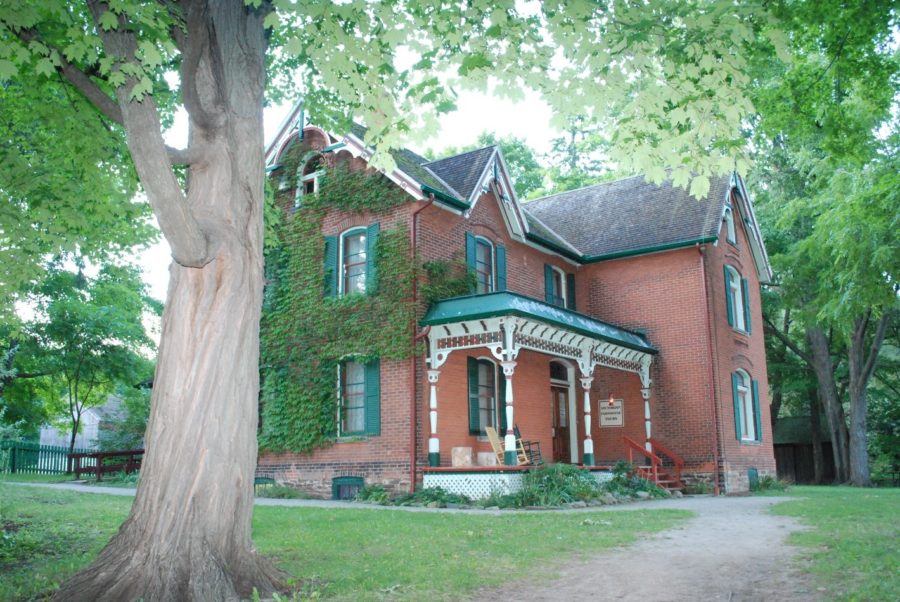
[475,495,820,602]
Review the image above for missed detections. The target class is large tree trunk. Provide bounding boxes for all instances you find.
[807,382,825,484]
[53,2,284,600]
[807,326,850,482]
[846,312,891,487]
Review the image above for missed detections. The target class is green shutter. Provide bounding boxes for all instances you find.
[732,372,742,441]
[724,266,734,327]
[566,273,576,310]
[324,235,338,297]
[752,379,762,442]
[365,223,380,295]
[544,264,554,303]
[496,245,507,291]
[364,358,381,436]
[497,365,507,435]
[465,232,477,292]
[467,357,481,434]
[741,277,751,334]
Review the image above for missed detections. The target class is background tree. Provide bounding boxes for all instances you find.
[748,0,898,485]
[0,1,786,598]
[540,115,613,194]
[30,264,157,454]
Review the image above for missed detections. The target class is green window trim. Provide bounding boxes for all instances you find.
[324,235,338,298]
[741,277,752,334]
[465,232,507,294]
[732,371,762,443]
[467,357,506,435]
[338,358,380,437]
[566,273,576,311]
[724,265,735,327]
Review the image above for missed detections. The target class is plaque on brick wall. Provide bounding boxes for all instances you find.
[599,399,624,427]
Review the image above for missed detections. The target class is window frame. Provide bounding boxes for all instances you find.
[294,154,324,208]
[339,227,368,296]
[338,360,367,436]
[724,204,737,245]
[732,369,761,443]
[468,356,505,436]
[549,266,567,308]
[725,265,749,333]
[474,236,495,294]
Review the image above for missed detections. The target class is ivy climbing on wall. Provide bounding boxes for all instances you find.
[259,165,417,453]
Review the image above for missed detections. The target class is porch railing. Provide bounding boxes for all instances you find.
[649,436,685,486]
[623,435,661,483]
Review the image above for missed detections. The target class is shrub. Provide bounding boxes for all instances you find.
[393,486,471,507]
[514,463,602,507]
[257,485,311,499]
[602,460,668,498]
[355,484,392,505]
[751,475,789,493]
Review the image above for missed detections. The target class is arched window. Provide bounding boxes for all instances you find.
[732,369,761,442]
[295,154,324,207]
[724,265,751,333]
[724,205,737,244]
[340,228,367,295]
[474,237,494,294]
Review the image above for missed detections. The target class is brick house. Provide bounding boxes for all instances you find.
[259,111,776,497]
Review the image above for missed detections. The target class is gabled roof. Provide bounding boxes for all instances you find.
[422,291,657,354]
[424,146,497,202]
[525,174,731,261]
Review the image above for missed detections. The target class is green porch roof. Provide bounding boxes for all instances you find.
[422,292,657,354]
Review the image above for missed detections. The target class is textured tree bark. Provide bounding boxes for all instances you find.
[807,326,850,483]
[846,312,891,487]
[807,383,825,484]
[52,2,285,599]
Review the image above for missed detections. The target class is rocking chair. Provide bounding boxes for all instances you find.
[485,426,529,465]
[514,425,544,465]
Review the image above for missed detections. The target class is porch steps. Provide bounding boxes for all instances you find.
[636,466,684,492]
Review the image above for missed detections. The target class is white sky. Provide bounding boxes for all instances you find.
[141,90,557,301]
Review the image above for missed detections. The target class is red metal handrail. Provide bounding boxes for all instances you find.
[623,436,661,484]
[649,437,685,484]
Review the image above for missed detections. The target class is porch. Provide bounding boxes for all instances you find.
[420,291,663,478]
[422,465,615,499]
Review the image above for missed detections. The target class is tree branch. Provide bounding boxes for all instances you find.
[14,29,124,125]
[85,0,211,267]
[764,315,813,366]
[862,311,892,385]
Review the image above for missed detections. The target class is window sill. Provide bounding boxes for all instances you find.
[739,439,762,446]
[337,435,368,443]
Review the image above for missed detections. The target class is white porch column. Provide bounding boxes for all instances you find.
[427,369,441,467]
[500,360,517,465]
[640,361,652,452]
[580,376,595,465]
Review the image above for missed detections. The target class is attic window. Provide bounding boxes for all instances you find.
[295,154,324,208]
[724,205,737,245]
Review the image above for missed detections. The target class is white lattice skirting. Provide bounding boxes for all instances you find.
[424,470,613,500]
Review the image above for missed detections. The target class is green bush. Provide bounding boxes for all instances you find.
[257,485,311,499]
[602,460,669,499]
[751,474,790,493]
[393,486,471,507]
[514,463,602,507]
[355,484,392,505]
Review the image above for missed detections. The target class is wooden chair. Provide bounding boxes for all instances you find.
[485,426,530,465]
[514,425,544,465]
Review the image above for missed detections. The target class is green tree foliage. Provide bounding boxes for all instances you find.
[750,0,898,485]
[29,264,157,454]
[96,385,151,451]
[0,0,792,597]
[540,115,613,194]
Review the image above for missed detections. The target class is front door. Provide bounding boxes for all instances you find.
[551,385,571,463]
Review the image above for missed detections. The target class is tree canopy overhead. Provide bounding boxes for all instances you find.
[1,1,791,599]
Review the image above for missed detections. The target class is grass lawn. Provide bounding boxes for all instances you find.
[1,483,689,601]
[771,485,899,602]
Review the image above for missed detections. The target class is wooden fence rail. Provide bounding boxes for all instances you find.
[0,440,94,475]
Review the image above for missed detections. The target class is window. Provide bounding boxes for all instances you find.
[465,233,507,294]
[337,359,380,437]
[544,265,570,308]
[324,224,379,298]
[732,369,761,442]
[724,205,737,244]
[468,357,506,435]
[341,229,367,295]
[474,238,494,294]
[294,155,323,208]
[724,265,752,333]
[339,361,366,435]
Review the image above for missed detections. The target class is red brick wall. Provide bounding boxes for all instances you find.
[703,193,776,491]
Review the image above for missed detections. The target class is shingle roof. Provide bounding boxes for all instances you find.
[424,146,497,201]
[348,123,458,197]
[524,174,731,259]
